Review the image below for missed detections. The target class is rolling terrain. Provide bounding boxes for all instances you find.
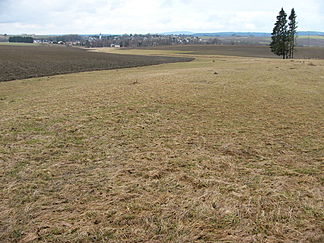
[0,47,323,242]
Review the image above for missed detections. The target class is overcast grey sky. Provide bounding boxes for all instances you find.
[0,0,323,34]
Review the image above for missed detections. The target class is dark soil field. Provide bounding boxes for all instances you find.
[0,45,193,82]
[143,45,324,59]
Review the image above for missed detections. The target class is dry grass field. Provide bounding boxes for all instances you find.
[0,48,323,242]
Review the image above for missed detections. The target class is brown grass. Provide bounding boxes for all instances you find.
[0,49,323,242]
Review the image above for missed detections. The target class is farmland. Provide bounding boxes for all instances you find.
[197,35,324,47]
[0,46,323,242]
[0,44,193,82]
[141,45,324,59]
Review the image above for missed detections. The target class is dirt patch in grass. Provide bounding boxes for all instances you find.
[0,45,193,82]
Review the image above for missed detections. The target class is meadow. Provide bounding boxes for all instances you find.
[0,46,323,242]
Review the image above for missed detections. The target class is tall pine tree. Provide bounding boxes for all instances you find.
[288,8,297,59]
[270,8,289,59]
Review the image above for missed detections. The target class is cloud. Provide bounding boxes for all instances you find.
[0,0,323,34]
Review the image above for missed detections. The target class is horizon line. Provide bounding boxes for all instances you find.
[2,30,324,36]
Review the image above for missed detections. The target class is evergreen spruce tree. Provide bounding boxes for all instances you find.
[288,8,297,59]
[270,8,289,59]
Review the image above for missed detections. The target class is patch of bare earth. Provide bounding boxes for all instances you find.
[0,45,193,82]
[0,52,323,242]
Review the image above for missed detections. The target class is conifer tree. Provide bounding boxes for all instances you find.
[270,8,289,59]
[288,8,297,59]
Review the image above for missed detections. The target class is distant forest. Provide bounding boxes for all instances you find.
[9,36,34,43]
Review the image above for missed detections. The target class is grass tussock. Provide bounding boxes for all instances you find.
[0,49,323,242]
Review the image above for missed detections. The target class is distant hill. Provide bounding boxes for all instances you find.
[297,31,324,36]
[161,31,195,35]
[193,32,271,37]
[23,31,324,38]
[191,31,324,37]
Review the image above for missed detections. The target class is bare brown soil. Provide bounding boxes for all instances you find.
[0,45,193,82]
[142,45,324,59]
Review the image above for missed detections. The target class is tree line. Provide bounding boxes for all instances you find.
[270,8,297,59]
[9,36,34,43]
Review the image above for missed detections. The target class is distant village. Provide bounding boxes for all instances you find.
[77,34,222,47]
[2,32,324,47]
[1,34,222,47]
